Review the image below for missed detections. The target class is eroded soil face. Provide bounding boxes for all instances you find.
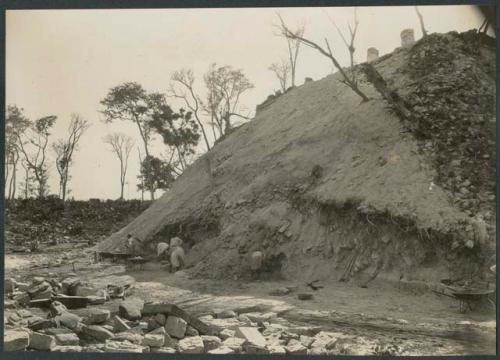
[4,243,496,355]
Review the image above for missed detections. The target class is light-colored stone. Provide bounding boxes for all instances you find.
[142,333,165,347]
[150,326,166,335]
[55,312,82,331]
[223,337,246,352]
[104,340,144,353]
[113,315,131,332]
[82,325,114,341]
[89,308,110,324]
[219,328,235,340]
[243,312,277,323]
[165,316,187,339]
[164,333,178,349]
[52,345,83,352]
[216,310,237,319]
[300,335,314,347]
[54,333,80,346]
[235,327,267,348]
[286,339,307,354]
[29,332,56,351]
[208,346,235,354]
[178,335,205,353]
[201,335,222,351]
[118,298,143,321]
[204,317,243,332]
[150,347,176,353]
[4,329,31,351]
[267,344,286,354]
[113,331,144,344]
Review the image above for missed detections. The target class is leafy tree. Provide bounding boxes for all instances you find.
[53,114,90,201]
[203,64,254,139]
[137,155,175,199]
[103,132,135,200]
[148,96,200,174]
[5,105,30,199]
[15,114,57,198]
[169,69,211,151]
[100,82,163,199]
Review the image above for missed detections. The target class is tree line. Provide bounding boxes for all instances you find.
[5,63,254,201]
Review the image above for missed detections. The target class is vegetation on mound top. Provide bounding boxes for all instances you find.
[403,31,495,218]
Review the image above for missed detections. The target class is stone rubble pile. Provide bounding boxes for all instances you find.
[4,274,387,354]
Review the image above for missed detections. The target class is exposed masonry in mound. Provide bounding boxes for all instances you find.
[367,47,379,62]
[401,29,416,48]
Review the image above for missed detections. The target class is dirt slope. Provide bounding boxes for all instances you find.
[97,31,495,284]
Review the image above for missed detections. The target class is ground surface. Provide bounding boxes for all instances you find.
[5,244,496,355]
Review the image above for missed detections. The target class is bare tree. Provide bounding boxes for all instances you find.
[278,14,369,102]
[414,6,428,37]
[53,114,90,201]
[282,19,305,87]
[104,133,135,200]
[16,115,57,198]
[203,63,254,139]
[269,59,291,92]
[324,8,359,83]
[168,69,211,151]
[137,148,145,201]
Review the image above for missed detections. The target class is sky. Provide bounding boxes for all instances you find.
[6,5,487,200]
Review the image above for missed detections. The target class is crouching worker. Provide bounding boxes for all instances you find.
[126,234,143,255]
[157,242,170,261]
[170,237,185,272]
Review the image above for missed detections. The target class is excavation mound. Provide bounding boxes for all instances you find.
[97,31,495,284]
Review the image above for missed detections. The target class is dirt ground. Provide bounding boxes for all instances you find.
[5,244,496,355]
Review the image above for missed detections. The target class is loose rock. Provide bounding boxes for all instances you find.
[178,335,205,353]
[165,316,187,339]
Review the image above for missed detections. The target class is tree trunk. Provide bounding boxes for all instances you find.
[11,160,17,199]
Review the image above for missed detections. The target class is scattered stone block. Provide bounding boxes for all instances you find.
[16,282,30,292]
[219,328,235,340]
[186,325,199,336]
[243,312,277,323]
[208,346,235,354]
[152,347,176,353]
[113,315,131,332]
[118,298,143,321]
[267,344,287,354]
[82,325,114,341]
[201,335,222,351]
[113,331,144,344]
[269,287,291,296]
[164,333,178,348]
[88,308,110,324]
[165,316,187,339]
[4,329,31,351]
[223,337,246,352]
[149,326,166,335]
[286,339,308,354]
[61,277,81,296]
[55,295,89,309]
[178,336,205,353]
[86,296,106,305]
[13,292,31,306]
[216,310,237,319]
[154,313,167,326]
[52,345,83,352]
[55,312,82,331]
[28,318,57,331]
[142,333,165,347]
[29,332,56,351]
[54,332,80,346]
[300,335,314,347]
[235,327,267,348]
[104,340,144,353]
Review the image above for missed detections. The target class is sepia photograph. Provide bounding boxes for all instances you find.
[3,2,497,356]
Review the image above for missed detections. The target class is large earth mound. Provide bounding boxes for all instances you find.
[97,31,495,285]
